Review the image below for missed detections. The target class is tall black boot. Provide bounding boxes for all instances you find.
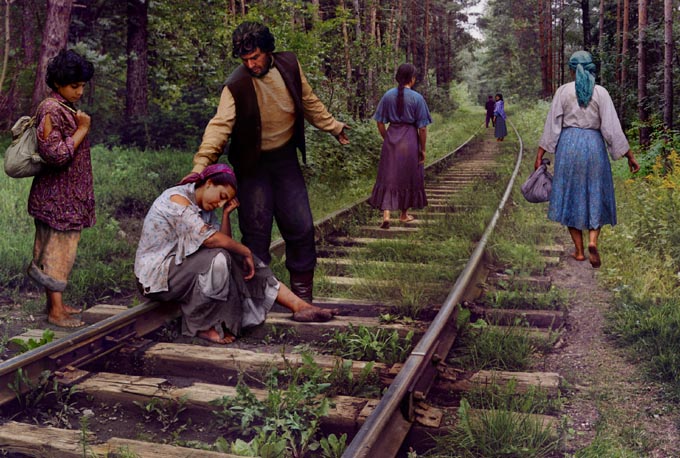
[289,270,314,304]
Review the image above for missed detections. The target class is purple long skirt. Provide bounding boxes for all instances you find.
[368,124,427,211]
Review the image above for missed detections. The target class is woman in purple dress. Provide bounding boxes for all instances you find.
[369,63,432,229]
[27,49,94,328]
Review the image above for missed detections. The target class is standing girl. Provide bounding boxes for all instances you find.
[27,49,95,328]
[493,93,508,141]
[369,63,432,229]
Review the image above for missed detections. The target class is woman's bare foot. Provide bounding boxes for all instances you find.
[292,306,339,322]
[48,314,84,328]
[197,328,235,344]
[588,245,601,268]
[570,252,586,261]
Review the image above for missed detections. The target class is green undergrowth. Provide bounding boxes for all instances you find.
[324,324,414,365]
[449,321,538,372]
[464,380,565,416]
[481,287,568,311]
[423,398,560,458]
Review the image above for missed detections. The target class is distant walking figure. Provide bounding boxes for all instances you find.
[493,93,507,141]
[534,50,640,268]
[485,95,495,128]
[368,63,432,229]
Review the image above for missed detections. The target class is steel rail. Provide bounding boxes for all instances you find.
[342,120,524,457]
[0,300,180,409]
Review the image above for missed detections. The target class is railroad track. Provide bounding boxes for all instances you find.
[0,124,568,457]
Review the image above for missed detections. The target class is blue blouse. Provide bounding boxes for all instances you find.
[373,87,432,128]
[494,100,507,120]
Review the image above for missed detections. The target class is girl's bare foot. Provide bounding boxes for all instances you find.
[197,328,235,344]
[48,314,84,328]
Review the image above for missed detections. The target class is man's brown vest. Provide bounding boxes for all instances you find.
[225,51,306,175]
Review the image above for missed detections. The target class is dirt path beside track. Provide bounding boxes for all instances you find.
[540,252,680,457]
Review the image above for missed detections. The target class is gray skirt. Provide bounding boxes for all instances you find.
[147,248,279,338]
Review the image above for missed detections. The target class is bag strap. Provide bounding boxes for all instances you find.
[35,98,77,116]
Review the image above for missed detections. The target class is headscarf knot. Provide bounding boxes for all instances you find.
[179,164,237,189]
[569,51,596,107]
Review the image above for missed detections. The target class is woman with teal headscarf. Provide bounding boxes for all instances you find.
[534,50,639,268]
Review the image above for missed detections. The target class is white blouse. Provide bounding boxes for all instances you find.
[134,183,219,294]
[538,81,630,160]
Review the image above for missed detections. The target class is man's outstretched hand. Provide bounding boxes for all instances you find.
[335,124,350,145]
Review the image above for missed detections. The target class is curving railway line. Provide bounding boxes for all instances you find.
[0,123,567,457]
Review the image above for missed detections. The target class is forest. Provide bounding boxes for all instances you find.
[2,2,680,456]
[1,0,677,151]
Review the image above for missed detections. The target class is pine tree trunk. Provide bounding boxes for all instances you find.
[338,0,352,114]
[663,0,673,129]
[560,0,565,86]
[124,0,149,147]
[0,0,14,95]
[637,0,650,145]
[422,0,430,95]
[598,0,605,48]
[615,0,621,85]
[367,0,377,106]
[126,0,148,118]
[618,0,629,116]
[581,0,591,50]
[393,0,402,67]
[31,0,72,110]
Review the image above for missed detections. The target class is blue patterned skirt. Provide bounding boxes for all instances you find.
[548,127,616,229]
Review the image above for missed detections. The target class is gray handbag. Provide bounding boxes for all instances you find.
[521,158,552,203]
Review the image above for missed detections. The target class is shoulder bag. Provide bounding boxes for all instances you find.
[4,99,75,178]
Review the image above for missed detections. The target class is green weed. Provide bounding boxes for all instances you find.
[324,324,414,365]
[431,398,559,458]
[319,433,348,458]
[482,288,568,311]
[133,395,188,434]
[10,329,55,354]
[450,322,536,371]
[211,356,332,457]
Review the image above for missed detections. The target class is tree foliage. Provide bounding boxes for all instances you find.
[1,0,475,150]
[479,0,679,138]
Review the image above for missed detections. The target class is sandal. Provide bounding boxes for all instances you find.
[399,215,415,223]
[379,220,390,229]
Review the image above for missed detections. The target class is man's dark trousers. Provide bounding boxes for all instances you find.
[235,141,317,279]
